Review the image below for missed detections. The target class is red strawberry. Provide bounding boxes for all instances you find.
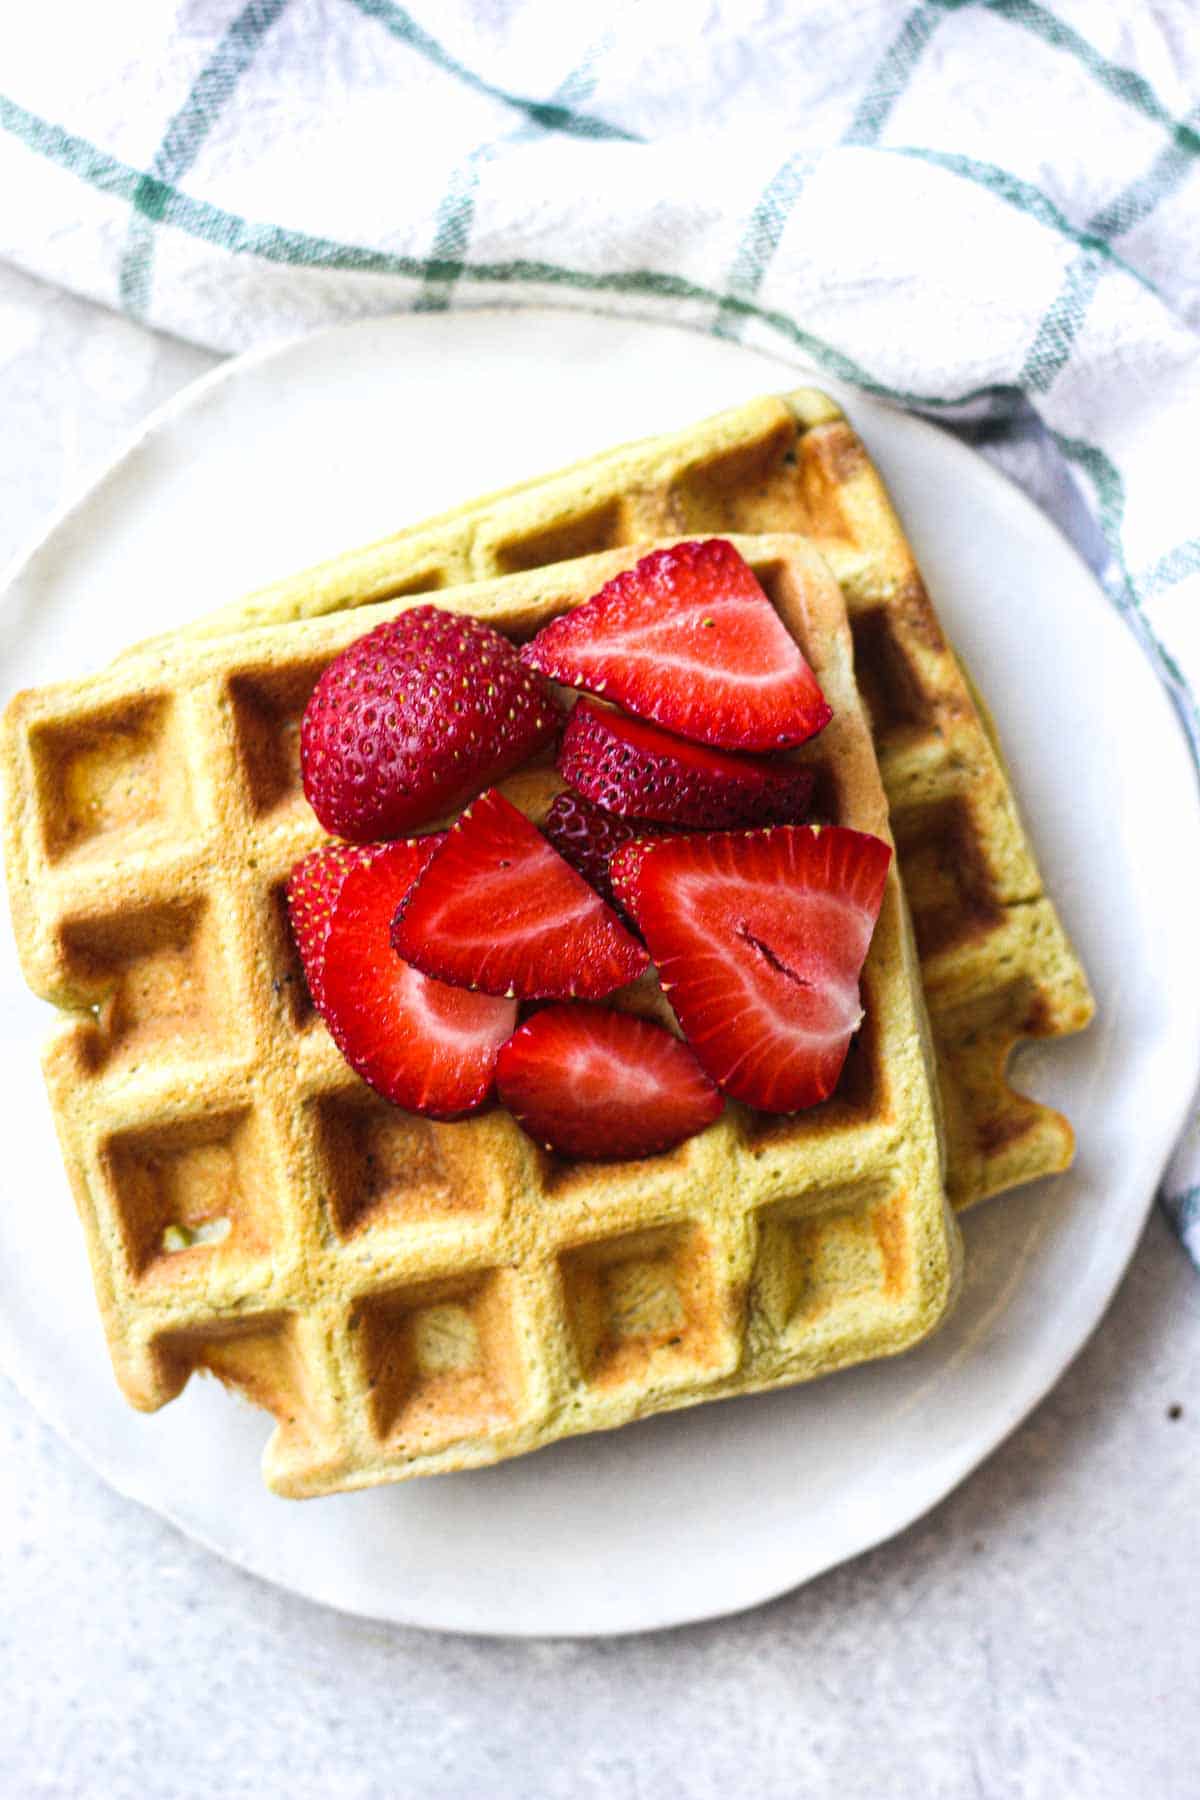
[542,789,668,914]
[286,840,396,1013]
[522,539,831,751]
[320,838,516,1118]
[610,826,891,1112]
[558,698,815,829]
[495,1003,723,1160]
[301,605,561,841]
[392,788,649,1000]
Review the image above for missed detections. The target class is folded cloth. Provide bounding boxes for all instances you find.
[0,0,1197,1262]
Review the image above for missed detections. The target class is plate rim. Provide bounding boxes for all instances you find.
[2,305,1197,1638]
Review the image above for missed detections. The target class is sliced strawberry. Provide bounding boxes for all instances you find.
[542,789,669,915]
[522,539,831,751]
[392,788,648,1000]
[286,840,396,1013]
[301,605,562,841]
[320,838,516,1118]
[558,698,815,829]
[610,826,891,1112]
[495,1003,723,1160]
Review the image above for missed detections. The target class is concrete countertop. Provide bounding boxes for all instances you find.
[0,260,1196,1800]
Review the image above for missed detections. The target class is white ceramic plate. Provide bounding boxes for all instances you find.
[2,311,1198,1639]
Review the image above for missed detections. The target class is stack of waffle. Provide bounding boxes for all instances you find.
[1,389,1093,1495]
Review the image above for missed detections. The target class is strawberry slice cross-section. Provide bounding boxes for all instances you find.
[495,1003,724,1161]
[317,837,517,1118]
[392,787,649,1000]
[522,538,831,751]
[287,839,397,1015]
[610,825,892,1113]
[558,697,815,829]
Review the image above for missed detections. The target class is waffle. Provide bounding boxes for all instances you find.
[3,536,961,1495]
[147,389,1095,1207]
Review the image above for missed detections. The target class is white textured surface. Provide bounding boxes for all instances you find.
[7,307,1199,1639]
[0,262,1198,1795]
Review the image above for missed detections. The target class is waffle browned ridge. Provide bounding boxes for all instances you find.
[3,537,960,1495]
[152,388,1094,1208]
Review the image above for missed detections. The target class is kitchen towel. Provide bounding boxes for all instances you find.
[0,0,1197,1259]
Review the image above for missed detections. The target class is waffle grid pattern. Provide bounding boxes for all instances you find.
[161,390,1094,1208]
[5,540,959,1493]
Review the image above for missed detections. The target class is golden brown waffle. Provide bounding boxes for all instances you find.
[152,389,1095,1207]
[3,536,961,1495]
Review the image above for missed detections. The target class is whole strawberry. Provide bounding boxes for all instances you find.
[301,605,562,841]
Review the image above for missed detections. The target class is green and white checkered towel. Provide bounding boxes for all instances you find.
[1,0,1198,1260]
